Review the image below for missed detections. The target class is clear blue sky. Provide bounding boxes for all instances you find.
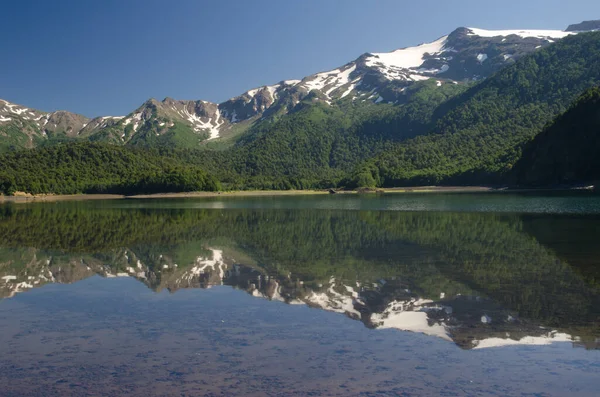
[1,0,599,117]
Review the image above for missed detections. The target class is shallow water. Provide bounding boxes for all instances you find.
[0,193,599,396]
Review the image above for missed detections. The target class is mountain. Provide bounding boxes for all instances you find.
[360,30,600,186]
[512,86,600,186]
[178,29,600,189]
[2,21,600,192]
[0,25,586,151]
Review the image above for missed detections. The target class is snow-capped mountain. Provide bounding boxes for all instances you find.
[0,21,596,149]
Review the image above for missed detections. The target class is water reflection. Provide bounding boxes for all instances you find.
[0,203,598,351]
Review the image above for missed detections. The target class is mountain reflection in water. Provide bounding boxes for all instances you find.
[0,202,598,351]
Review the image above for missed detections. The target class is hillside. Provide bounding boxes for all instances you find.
[360,31,600,186]
[188,80,469,189]
[179,31,600,189]
[0,143,220,195]
[512,87,600,186]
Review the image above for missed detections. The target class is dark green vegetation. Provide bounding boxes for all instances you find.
[0,123,39,152]
[513,86,600,186]
[0,202,598,346]
[366,32,600,186]
[0,143,220,195]
[2,33,600,193]
[169,81,469,190]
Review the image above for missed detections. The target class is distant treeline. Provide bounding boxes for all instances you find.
[0,143,220,195]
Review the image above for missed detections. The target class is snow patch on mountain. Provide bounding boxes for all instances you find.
[366,36,448,70]
[181,249,226,283]
[361,35,452,81]
[269,281,285,302]
[340,78,360,99]
[304,277,362,318]
[467,28,573,40]
[122,112,143,131]
[1,100,30,115]
[371,297,451,341]
[266,85,278,103]
[245,88,259,98]
[473,331,573,349]
[300,64,357,96]
[324,65,357,96]
[184,108,224,140]
[410,74,430,81]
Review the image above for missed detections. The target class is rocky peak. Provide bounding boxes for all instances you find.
[44,110,90,137]
[566,20,600,32]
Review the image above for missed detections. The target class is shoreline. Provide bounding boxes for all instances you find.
[0,185,593,203]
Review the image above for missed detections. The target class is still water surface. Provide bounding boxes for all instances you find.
[0,193,599,396]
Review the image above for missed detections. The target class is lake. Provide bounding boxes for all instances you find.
[0,192,599,396]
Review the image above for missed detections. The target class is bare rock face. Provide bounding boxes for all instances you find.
[0,251,95,298]
[44,110,90,137]
[566,20,600,32]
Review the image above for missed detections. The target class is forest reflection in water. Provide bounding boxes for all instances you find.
[0,200,598,350]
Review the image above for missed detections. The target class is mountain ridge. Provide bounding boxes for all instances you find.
[0,23,593,150]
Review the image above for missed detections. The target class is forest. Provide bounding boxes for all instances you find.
[0,143,221,195]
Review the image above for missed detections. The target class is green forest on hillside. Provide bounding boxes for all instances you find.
[0,143,220,195]
[512,86,600,186]
[365,31,600,186]
[1,32,600,194]
[176,31,600,190]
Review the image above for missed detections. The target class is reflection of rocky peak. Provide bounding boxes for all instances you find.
[220,267,594,350]
[0,251,96,298]
[158,249,230,291]
[0,247,596,350]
